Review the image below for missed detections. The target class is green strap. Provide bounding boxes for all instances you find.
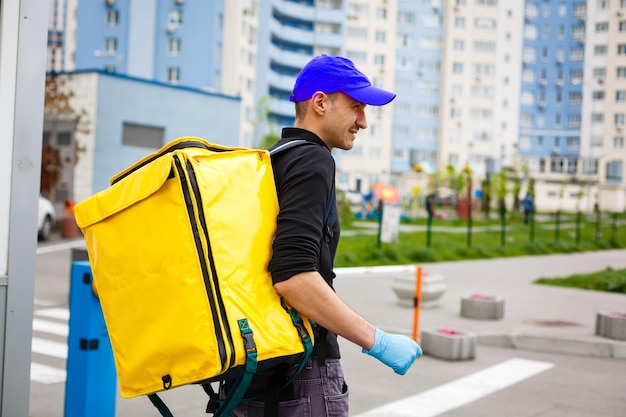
[214,318,258,417]
[148,393,174,417]
[281,304,314,386]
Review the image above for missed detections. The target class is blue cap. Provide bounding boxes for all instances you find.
[289,55,396,106]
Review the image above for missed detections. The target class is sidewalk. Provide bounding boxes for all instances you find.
[334,249,626,358]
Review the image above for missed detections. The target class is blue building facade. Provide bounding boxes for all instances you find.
[392,0,442,174]
[256,0,345,128]
[518,0,586,176]
[73,0,224,90]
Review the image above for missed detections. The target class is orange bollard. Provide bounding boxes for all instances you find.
[412,265,423,342]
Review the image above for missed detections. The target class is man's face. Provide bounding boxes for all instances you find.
[321,93,368,151]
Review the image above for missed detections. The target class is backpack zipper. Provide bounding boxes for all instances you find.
[183,158,236,370]
[173,155,229,370]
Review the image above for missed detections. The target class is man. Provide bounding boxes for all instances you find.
[233,55,422,416]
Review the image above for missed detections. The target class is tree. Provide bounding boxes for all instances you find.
[253,95,280,149]
[42,74,88,199]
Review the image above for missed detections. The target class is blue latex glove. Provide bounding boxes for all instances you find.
[362,328,423,375]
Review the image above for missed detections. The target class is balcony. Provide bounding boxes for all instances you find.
[275,0,344,25]
[267,71,296,92]
[268,43,311,68]
[270,19,314,44]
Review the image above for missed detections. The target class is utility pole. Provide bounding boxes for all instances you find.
[0,0,49,415]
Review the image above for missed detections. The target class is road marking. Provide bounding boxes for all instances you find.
[30,362,67,384]
[32,337,68,360]
[36,239,85,255]
[35,307,70,321]
[33,318,69,337]
[354,358,554,417]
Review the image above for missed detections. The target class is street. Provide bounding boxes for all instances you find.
[30,239,626,416]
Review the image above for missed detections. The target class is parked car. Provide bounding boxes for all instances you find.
[38,195,56,240]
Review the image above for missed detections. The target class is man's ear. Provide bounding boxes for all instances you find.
[311,91,327,114]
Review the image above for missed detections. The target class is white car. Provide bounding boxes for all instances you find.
[38,195,56,240]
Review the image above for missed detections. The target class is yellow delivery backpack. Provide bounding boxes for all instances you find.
[74,137,318,417]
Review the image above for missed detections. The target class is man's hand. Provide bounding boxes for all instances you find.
[362,328,423,375]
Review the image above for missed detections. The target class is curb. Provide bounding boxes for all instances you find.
[477,333,626,359]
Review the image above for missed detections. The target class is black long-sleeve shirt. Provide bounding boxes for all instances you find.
[268,128,341,359]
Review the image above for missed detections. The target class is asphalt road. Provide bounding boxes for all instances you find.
[29,238,626,417]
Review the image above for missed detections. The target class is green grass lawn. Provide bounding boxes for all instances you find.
[335,212,626,267]
[534,267,626,294]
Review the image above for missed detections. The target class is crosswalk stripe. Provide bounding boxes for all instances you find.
[354,358,554,417]
[34,308,70,321]
[33,318,69,337]
[30,362,67,384]
[32,337,68,360]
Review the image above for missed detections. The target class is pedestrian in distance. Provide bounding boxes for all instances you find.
[226,55,423,416]
[521,193,534,225]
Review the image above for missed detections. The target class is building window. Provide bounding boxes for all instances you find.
[168,67,180,83]
[525,24,538,39]
[105,37,117,53]
[398,11,415,24]
[455,17,465,28]
[597,0,608,10]
[106,9,119,26]
[620,20,626,32]
[454,39,464,50]
[168,9,183,26]
[347,27,368,38]
[374,54,385,68]
[583,159,598,174]
[523,47,536,63]
[618,67,626,78]
[616,114,625,126]
[614,137,625,148]
[616,90,626,102]
[567,137,580,151]
[526,2,538,18]
[592,113,604,123]
[473,63,494,76]
[522,68,535,83]
[606,160,623,183]
[474,18,496,29]
[452,62,463,73]
[594,45,607,55]
[570,47,584,61]
[570,70,583,84]
[592,90,605,100]
[519,136,531,150]
[122,122,164,149]
[619,44,626,55]
[168,38,181,55]
[573,2,586,18]
[398,34,412,48]
[568,114,581,128]
[376,7,387,19]
[558,2,567,16]
[593,67,606,78]
[375,31,386,43]
[569,92,582,106]
[595,22,608,32]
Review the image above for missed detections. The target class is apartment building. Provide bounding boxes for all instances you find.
[49,0,626,212]
[336,0,398,193]
[439,0,523,178]
[583,0,626,211]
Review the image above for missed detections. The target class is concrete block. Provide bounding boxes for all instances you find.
[391,271,447,308]
[460,294,504,320]
[595,311,626,341]
[420,328,476,361]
